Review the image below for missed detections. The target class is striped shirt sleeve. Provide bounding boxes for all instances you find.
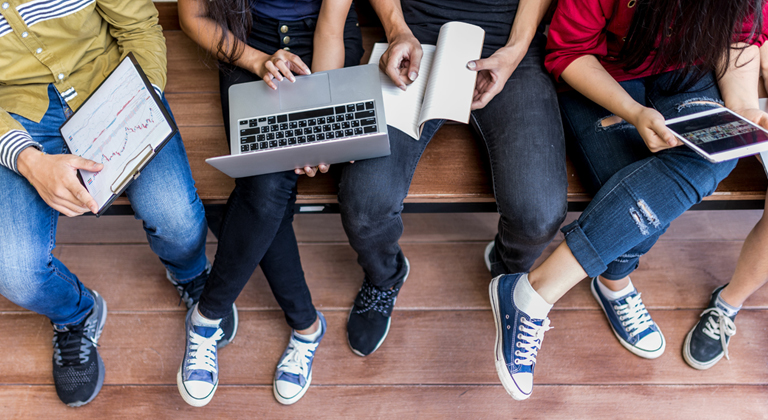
[0,129,42,174]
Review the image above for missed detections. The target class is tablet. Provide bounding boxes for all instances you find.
[666,108,768,162]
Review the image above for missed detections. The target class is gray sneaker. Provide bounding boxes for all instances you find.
[52,288,107,407]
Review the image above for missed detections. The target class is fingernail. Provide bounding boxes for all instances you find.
[289,76,296,82]
[399,84,406,91]
[467,61,476,69]
[409,72,418,81]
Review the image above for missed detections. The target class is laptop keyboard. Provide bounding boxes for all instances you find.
[237,100,378,153]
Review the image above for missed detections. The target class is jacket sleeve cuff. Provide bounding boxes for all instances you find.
[0,130,43,174]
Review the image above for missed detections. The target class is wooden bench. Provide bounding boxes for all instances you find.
[118,2,768,215]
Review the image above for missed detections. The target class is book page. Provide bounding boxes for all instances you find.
[61,58,173,210]
[417,22,485,130]
[369,43,436,140]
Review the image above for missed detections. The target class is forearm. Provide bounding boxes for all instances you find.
[369,0,412,40]
[718,43,761,111]
[504,0,552,51]
[0,111,41,174]
[561,55,644,122]
[311,0,353,72]
[177,0,268,72]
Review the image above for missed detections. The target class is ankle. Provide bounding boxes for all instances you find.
[191,304,221,328]
[718,286,746,309]
[597,277,635,300]
[598,276,630,292]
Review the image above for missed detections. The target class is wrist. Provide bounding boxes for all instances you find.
[17,146,43,179]
[386,23,415,44]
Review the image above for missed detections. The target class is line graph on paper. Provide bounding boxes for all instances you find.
[61,57,173,209]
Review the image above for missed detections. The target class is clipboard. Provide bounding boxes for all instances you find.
[59,53,178,216]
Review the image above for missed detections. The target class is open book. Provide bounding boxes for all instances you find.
[368,22,485,140]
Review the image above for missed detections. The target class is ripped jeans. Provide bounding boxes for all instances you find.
[558,70,737,279]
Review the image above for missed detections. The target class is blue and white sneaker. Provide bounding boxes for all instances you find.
[590,277,665,359]
[274,312,327,405]
[489,274,552,400]
[177,306,224,407]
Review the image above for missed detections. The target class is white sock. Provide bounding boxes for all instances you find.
[513,273,553,320]
[597,277,635,300]
[294,319,323,342]
[715,290,741,317]
[191,303,221,328]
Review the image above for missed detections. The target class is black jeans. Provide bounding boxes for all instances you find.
[198,7,364,329]
[338,32,568,287]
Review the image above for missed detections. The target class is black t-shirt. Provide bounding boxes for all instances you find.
[401,0,523,58]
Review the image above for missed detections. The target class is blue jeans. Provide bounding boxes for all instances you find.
[558,70,737,279]
[338,32,568,287]
[0,85,208,327]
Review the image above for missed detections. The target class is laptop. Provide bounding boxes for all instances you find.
[206,63,390,178]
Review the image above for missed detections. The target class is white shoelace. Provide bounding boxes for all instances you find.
[186,328,224,373]
[701,307,737,360]
[514,318,552,366]
[277,336,319,379]
[614,293,653,337]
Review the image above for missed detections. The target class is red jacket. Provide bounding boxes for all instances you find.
[544,0,768,83]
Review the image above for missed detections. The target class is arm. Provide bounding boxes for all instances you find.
[178,0,310,89]
[560,55,679,152]
[719,44,768,128]
[369,0,422,90]
[311,0,355,72]
[95,0,167,91]
[467,0,553,110]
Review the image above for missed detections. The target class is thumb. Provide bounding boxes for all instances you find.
[71,156,103,172]
[467,58,489,72]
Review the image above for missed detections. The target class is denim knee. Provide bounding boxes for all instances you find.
[339,184,402,240]
[497,195,566,246]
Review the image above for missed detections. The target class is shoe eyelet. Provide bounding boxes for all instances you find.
[516,343,522,347]
[517,334,523,339]
[515,350,521,356]
[514,359,521,364]
[505,315,509,319]
[506,325,511,330]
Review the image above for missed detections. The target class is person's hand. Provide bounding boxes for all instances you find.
[626,106,681,153]
[467,46,525,110]
[733,107,768,130]
[379,30,422,91]
[251,49,311,90]
[16,148,103,217]
[295,164,330,177]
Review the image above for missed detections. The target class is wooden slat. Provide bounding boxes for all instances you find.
[2,310,767,385]
[3,385,767,419]
[3,239,766,313]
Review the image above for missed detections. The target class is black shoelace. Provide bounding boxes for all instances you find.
[176,276,206,308]
[355,279,401,315]
[54,325,93,367]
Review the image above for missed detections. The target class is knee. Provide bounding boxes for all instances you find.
[141,194,207,250]
[499,198,566,245]
[0,254,49,309]
[339,187,401,238]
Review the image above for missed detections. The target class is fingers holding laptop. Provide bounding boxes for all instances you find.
[295,164,329,177]
[17,149,102,216]
[256,50,312,90]
[380,31,423,91]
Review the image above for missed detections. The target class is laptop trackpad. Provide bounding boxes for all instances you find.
[279,73,331,109]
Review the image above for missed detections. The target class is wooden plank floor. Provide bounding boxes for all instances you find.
[2,211,768,418]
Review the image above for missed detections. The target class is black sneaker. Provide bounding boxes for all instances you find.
[683,285,737,370]
[347,257,409,356]
[52,288,107,407]
[167,264,239,349]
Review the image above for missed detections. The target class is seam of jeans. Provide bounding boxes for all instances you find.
[469,112,500,204]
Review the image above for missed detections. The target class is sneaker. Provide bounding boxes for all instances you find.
[347,257,409,356]
[177,305,224,407]
[52,288,107,407]
[167,265,238,349]
[590,277,665,359]
[484,240,495,272]
[273,312,327,405]
[683,285,737,370]
[489,274,552,401]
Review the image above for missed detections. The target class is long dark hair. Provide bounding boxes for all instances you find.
[206,0,253,65]
[620,0,764,90]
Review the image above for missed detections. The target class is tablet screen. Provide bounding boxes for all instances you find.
[666,110,768,155]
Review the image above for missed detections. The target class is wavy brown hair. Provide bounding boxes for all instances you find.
[620,0,764,90]
[206,0,253,65]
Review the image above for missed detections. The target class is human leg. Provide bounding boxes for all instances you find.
[472,35,567,277]
[338,120,443,355]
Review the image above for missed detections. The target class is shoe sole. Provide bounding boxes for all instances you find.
[682,327,723,370]
[273,371,313,405]
[347,258,410,357]
[177,364,218,407]
[488,275,531,401]
[67,291,108,407]
[590,280,665,359]
[217,302,239,350]
[484,241,494,273]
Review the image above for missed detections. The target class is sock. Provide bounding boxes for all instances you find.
[513,273,553,320]
[191,303,221,328]
[597,277,635,300]
[714,290,741,318]
[294,319,323,342]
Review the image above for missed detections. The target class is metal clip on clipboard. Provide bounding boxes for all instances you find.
[110,144,155,194]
